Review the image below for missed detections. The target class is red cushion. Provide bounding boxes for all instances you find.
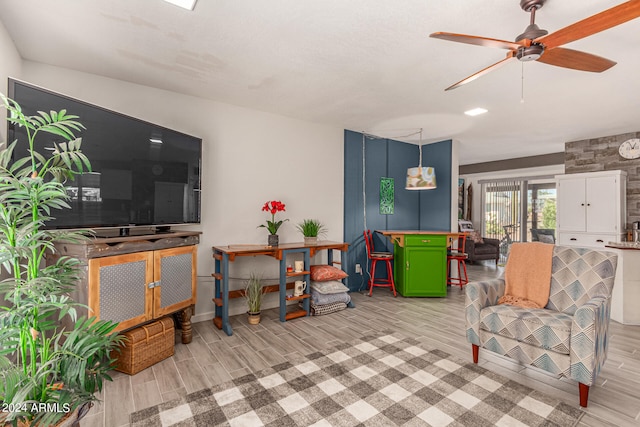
[310,264,348,281]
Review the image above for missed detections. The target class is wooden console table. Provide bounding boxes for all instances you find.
[50,230,200,343]
[212,240,349,336]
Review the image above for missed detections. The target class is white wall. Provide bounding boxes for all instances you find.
[0,20,22,293]
[460,164,565,232]
[14,61,344,321]
[0,19,22,144]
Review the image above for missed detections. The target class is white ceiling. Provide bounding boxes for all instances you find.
[1,0,639,165]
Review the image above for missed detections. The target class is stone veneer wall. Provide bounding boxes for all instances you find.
[565,131,640,229]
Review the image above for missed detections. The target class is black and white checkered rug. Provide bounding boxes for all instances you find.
[130,333,583,426]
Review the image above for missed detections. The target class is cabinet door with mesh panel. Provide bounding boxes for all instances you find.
[153,245,197,318]
[88,252,154,332]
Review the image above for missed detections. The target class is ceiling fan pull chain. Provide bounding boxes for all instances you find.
[521,62,525,103]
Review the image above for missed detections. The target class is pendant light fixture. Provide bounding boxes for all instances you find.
[405,129,437,190]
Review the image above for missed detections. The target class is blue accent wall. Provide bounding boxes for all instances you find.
[387,140,421,231]
[343,130,452,290]
[420,140,452,231]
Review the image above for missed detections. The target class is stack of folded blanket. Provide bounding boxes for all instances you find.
[309,264,350,316]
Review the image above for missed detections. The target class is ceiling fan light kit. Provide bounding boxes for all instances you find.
[517,44,544,61]
[431,0,640,90]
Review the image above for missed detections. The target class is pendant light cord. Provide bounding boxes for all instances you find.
[418,128,423,167]
[362,132,367,231]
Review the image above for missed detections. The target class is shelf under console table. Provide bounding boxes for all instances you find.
[211,240,351,336]
[50,230,201,344]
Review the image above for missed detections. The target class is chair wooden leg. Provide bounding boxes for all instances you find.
[472,344,479,364]
[368,260,376,296]
[579,383,590,407]
[460,260,468,289]
[386,260,397,297]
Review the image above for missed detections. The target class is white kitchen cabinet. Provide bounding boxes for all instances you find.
[556,170,627,246]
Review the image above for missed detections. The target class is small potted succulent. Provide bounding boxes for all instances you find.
[244,273,265,325]
[296,219,326,245]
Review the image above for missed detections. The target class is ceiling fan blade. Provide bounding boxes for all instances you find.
[445,51,516,91]
[537,47,616,72]
[536,0,640,49]
[430,32,522,50]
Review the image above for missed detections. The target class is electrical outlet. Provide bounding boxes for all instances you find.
[355,264,362,274]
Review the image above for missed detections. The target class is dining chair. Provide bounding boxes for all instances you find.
[363,230,396,297]
[447,233,469,289]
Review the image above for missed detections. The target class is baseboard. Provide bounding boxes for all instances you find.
[192,311,214,324]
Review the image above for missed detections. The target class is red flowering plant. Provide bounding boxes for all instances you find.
[258,200,288,235]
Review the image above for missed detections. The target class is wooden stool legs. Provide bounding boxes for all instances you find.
[447,257,468,289]
[368,258,397,297]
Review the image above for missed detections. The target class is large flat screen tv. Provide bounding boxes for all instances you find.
[7,79,202,231]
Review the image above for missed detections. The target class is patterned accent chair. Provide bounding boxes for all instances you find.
[465,246,617,407]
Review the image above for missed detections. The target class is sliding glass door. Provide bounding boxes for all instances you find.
[527,182,556,243]
[481,177,556,261]
[482,180,523,260]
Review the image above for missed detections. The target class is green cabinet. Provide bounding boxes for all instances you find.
[394,234,447,297]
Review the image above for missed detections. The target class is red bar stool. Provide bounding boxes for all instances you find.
[363,230,397,297]
[447,234,469,289]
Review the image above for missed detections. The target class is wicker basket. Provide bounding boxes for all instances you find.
[113,316,175,375]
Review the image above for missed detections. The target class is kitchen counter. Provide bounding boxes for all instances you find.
[377,230,463,248]
[605,241,640,250]
[377,230,465,297]
[601,243,640,325]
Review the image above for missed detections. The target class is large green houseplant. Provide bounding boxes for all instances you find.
[0,94,123,426]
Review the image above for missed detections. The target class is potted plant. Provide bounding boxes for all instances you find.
[258,200,287,247]
[0,94,124,426]
[244,273,265,325]
[296,219,326,245]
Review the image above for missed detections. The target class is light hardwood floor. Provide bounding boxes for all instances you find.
[83,263,640,427]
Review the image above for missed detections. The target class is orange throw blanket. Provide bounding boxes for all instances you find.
[498,242,554,309]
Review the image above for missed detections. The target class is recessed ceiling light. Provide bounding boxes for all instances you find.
[163,0,197,10]
[464,108,488,117]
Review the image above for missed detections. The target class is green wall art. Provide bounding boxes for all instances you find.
[380,177,394,215]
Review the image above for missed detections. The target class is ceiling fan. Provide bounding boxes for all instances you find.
[430,0,640,91]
